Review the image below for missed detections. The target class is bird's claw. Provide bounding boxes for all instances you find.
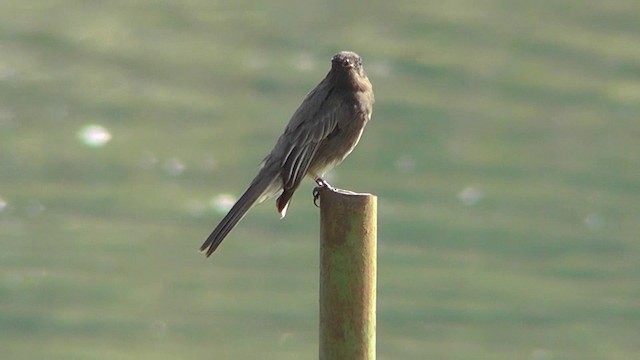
[313,178,335,207]
[313,187,321,207]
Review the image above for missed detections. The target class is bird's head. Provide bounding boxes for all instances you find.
[331,51,364,75]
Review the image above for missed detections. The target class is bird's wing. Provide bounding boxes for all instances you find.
[279,86,347,190]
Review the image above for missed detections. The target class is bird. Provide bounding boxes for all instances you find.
[200,51,374,256]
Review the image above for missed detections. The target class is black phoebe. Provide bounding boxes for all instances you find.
[200,51,374,256]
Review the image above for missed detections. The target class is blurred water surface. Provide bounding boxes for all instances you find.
[1,1,639,359]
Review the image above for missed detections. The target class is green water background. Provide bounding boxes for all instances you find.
[1,1,639,359]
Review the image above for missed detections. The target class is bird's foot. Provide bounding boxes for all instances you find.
[315,177,336,191]
[313,178,335,207]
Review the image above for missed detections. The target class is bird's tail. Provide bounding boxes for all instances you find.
[200,170,280,256]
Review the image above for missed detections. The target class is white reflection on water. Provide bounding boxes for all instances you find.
[367,60,392,78]
[209,194,235,214]
[77,124,112,147]
[531,349,552,360]
[199,156,217,173]
[26,200,45,217]
[457,186,483,206]
[278,332,293,345]
[140,151,159,170]
[163,157,186,176]
[0,196,7,212]
[395,154,415,173]
[584,212,604,230]
[149,320,168,340]
[243,53,268,70]
[292,52,316,72]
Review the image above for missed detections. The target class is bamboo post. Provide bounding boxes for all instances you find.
[318,188,377,360]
